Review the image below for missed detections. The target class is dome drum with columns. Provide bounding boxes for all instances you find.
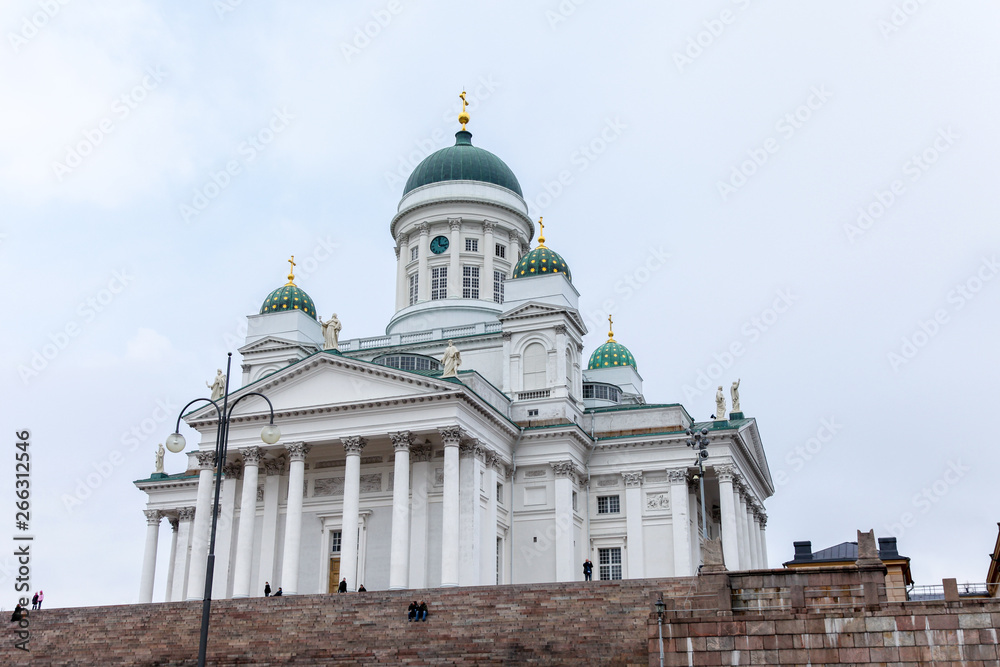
[134,96,775,602]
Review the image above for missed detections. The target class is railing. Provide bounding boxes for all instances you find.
[400,331,433,344]
[902,582,993,601]
[485,322,502,333]
[517,389,551,400]
[358,336,392,349]
[442,325,476,337]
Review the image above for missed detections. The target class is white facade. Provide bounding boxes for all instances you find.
[136,129,774,601]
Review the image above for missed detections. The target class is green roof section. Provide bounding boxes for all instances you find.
[260,284,317,319]
[587,340,636,370]
[510,245,572,282]
[403,130,523,196]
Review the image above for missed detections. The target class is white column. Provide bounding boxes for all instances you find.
[280,442,310,594]
[186,451,217,600]
[448,217,462,297]
[622,471,644,579]
[164,516,179,602]
[555,326,568,394]
[340,436,366,592]
[417,223,429,301]
[212,461,241,599]
[734,480,749,571]
[552,461,576,582]
[395,241,405,310]
[440,427,461,587]
[389,431,413,590]
[749,505,763,569]
[232,447,261,598]
[483,221,496,302]
[257,458,282,595]
[408,444,432,589]
[716,466,739,570]
[139,510,161,603]
[759,514,769,567]
[668,469,692,577]
[459,440,483,586]
[501,332,512,394]
[481,453,501,585]
[736,482,752,570]
[172,507,195,602]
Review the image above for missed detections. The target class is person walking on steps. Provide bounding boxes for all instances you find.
[338,577,348,593]
[583,559,593,581]
[264,582,271,597]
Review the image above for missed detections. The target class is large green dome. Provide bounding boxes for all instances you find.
[260,283,317,319]
[403,131,522,196]
[510,245,572,281]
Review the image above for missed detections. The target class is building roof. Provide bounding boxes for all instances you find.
[403,130,522,196]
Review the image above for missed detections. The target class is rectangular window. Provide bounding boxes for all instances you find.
[462,265,480,299]
[330,530,342,554]
[495,243,506,259]
[493,270,505,304]
[598,547,622,580]
[572,491,578,511]
[410,246,419,262]
[431,267,448,300]
[465,238,478,252]
[497,482,504,505]
[408,273,418,305]
[597,495,620,514]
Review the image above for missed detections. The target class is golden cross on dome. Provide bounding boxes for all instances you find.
[537,217,546,248]
[458,91,470,130]
[608,315,615,342]
[286,255,297,286]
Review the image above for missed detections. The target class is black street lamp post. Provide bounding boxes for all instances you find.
[165,353,280,667]
[685,428,711,540]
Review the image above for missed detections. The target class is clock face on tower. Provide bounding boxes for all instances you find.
[429,235,449,254]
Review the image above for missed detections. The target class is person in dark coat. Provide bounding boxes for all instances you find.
[264,582,271,597]
[273,587,283,596]
[10,604,25,622]
[407,601,417,621]
[416,600,428,621]
[31,593,39,610]
[583,559,593,581]
[338,578,347,593]
[357,584,366,592]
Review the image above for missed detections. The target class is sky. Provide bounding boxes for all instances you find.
[1,1,998,609]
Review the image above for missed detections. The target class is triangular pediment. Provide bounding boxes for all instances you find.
[500,301,587,333]
[238,336,319,356]
[187,354,458,421]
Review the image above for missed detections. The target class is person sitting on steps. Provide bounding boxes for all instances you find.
[407,601,417,621]
[416,600,428,622]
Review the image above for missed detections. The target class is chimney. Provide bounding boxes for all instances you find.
[878,537,899,560]
[793,541,813,561]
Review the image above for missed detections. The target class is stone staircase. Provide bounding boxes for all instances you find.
[2,577,700,666]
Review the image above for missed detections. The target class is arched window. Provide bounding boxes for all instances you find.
[522,343,547,390]
[565,349,573,387]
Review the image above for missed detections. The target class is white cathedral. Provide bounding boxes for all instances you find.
[135,102,775,603]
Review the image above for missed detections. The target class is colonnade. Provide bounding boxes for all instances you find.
[138,426,511,602]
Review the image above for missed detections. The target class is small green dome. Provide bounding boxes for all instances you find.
[588,340,637,370]
[510,246,572,281]
[260,284,317,319]
[403,131,522,197]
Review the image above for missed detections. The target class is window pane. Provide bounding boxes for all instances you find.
[465,238,478,252]
[493,270,505,304]
[462,265,480,299]
[431,267,447,300]
[495,243,505,258]
[408,273,418,305]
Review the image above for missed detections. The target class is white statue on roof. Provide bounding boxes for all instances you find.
[715,385,726,420]
[441,340,461,378]
[322,313,342,351]
[731,378,741,413]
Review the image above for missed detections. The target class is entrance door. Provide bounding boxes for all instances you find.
[328,558,341,594]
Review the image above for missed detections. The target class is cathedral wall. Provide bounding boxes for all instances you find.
[642,519,673,578]
[512,515,558,584]
[426,496,443,588]
[298,511,322,594]
[361,505,392,591]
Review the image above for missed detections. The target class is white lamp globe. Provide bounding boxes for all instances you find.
[165,432,186,453]
[260,424,281,444]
